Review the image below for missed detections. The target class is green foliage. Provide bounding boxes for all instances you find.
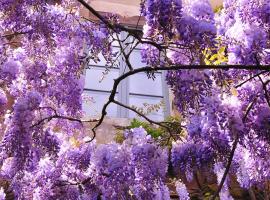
[128,118,164,138]
[203,46,228,66]
[129,116,184,139]
[114,130,126,144]
[114,116,184,145]
[130,100,165,116]
[214,5,223,13]
[163,116,183,135]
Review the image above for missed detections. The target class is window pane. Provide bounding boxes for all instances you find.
[84,68,119,91]
[87,48,121,67]
[129,73,163,96]
[82,90,118,118]
[129,49,146,69]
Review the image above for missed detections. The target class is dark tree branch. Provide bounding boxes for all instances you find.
[32,108,98,128]
[211,138,238,200]
[77,0,270,143]
[77,0,177,51]
[55,180,80,187]
[235,71,268,88]
[112,100,162,125]
[115,34,134,71]
[88,65,270,142]
[31,115,82,128]
[112,99,180,140]
[211,95,258,200]
[87,64,269,142]
[1,31,29,39]
[258,76,270,108]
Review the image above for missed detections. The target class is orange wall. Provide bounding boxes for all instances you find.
[85,0,223,25]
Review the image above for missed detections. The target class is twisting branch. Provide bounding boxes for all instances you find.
[210,138,238,200]
[112,100,163,126]
[112,99,180,140]
[88,64,270,142]
[1,31,29,38]
[235,71,268,88]
[212,62,262,199]
[115,33,134,71]
[32,107,98,128]
[77,0,183,51]
[211,95,258,200]
[78,0,270,143]
[31,114,82,128]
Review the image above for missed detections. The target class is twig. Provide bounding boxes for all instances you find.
[112,100,179,140]
[115,33,134,71]
[1,31,29,38]
[31,114,98,128]
[31,115,82,128]
[211,95,258,200]
[210,138,238,200]
[258,76,270,107]
[77,0,183,51]
[77,0,270,143]
[87,64,270,142]
[235,71,268,88]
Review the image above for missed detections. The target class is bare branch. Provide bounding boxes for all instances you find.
[115,34,134,71]
[112,99,181,140]
[211,138,239,200]
[258,76,270,107]
[235,71,268,88]
[87,64,270,142]
[31,113,98,128]
[31,115,82,128]
[1,31,29,38]
[77,0,171,51]
[211,95,258,200]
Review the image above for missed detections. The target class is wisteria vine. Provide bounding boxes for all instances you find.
[0,0,269,199]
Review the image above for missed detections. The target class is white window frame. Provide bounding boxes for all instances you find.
[83,30,171,120]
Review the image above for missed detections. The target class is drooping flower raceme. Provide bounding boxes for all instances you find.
[0,0,269,199]
[175,181,190,200]
[9,128,169,200]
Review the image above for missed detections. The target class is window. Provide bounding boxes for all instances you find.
[82,32,171,121]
